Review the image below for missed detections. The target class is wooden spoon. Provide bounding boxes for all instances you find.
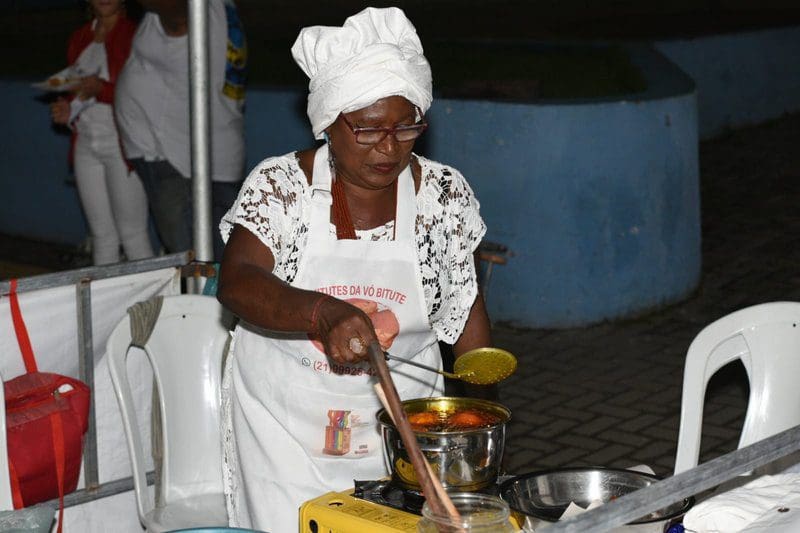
[367,341,462,529]
[374,384,460,523]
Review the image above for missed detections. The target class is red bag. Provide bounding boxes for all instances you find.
[4,279,91,531]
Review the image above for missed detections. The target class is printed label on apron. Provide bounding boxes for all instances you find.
[287,383,382,460]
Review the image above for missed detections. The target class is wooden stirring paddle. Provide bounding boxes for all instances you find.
[366,341,463,529]
[374,384,461,522]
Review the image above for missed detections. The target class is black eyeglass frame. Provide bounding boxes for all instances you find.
[339,107,428,145]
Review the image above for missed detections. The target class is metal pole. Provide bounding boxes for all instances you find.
[188,0,213,268]
[76,279,98,489]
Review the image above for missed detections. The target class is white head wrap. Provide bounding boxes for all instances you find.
[291,7,433,140]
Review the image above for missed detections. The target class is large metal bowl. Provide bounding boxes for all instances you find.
[499,467,693,526]
[377,397,511,491]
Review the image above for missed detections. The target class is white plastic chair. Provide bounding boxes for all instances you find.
[0,370,13,510]
[107,295,232,532]
[674,301,800,474]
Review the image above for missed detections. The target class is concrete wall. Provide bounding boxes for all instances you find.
[427,46,700,327]
[655,26,800,139]
[0,85,86,244]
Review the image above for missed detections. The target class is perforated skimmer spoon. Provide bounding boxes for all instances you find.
[384,347,517,385]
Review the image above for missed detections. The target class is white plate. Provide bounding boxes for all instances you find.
[32,66,83,92]
[31,77,81,92]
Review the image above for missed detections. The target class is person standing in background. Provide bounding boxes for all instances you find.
[115,0,246,261]
[50,0,153,266]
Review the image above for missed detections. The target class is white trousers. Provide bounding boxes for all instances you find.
[73,133,153,265]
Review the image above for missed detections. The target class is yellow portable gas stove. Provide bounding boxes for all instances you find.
[300,480,424,532]
[299,479,523,532]
[299,488,419,532]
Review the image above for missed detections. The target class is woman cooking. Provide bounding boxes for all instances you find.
[217,7,491,531]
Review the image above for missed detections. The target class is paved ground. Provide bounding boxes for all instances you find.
[1,112,799,482]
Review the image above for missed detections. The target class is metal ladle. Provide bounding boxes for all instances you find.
[385,347,517,385]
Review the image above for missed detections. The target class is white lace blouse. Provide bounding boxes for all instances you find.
[220,151,487,343]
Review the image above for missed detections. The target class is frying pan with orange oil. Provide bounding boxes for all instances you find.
[384,347,517,385]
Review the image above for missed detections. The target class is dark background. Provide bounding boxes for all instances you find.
[3,0,800,86]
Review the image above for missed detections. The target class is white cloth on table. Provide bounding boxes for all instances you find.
[220,151,487,344]
[291,6,433,139]
[683,473,800,532]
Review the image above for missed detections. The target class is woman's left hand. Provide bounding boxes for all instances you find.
[74,75,103,100]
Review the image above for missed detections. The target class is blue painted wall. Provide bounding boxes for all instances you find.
[425,47,700,327]
[243,88,314,170]
[0,85,86,244]
[656,26,800,139]
[445,96,700,326]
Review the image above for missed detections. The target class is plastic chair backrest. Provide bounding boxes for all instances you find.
[0,370,13,510]
[674,301,800,474]
[107,295,231,523]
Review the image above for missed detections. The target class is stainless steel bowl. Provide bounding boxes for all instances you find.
[499,467,693,525]
[377,397,511,491]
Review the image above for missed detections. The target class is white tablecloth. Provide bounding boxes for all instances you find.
[684,473,800,533]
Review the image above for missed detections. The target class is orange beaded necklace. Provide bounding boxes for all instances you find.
[331,176,398,241]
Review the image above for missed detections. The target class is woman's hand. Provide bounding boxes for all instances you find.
[313,297,379,364]
[50,98,70,125]
[75,75,103,100]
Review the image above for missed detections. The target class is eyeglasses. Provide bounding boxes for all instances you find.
[340,111,428,145]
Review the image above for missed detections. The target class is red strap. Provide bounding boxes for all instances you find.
[8,460,24,509]
[50,410,66,533]
[8,279,38,373]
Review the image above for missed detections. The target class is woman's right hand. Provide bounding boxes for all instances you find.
[50,98,70,125]
[313,297,379,364]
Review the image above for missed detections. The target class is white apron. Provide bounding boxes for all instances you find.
[225,144,444,532]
